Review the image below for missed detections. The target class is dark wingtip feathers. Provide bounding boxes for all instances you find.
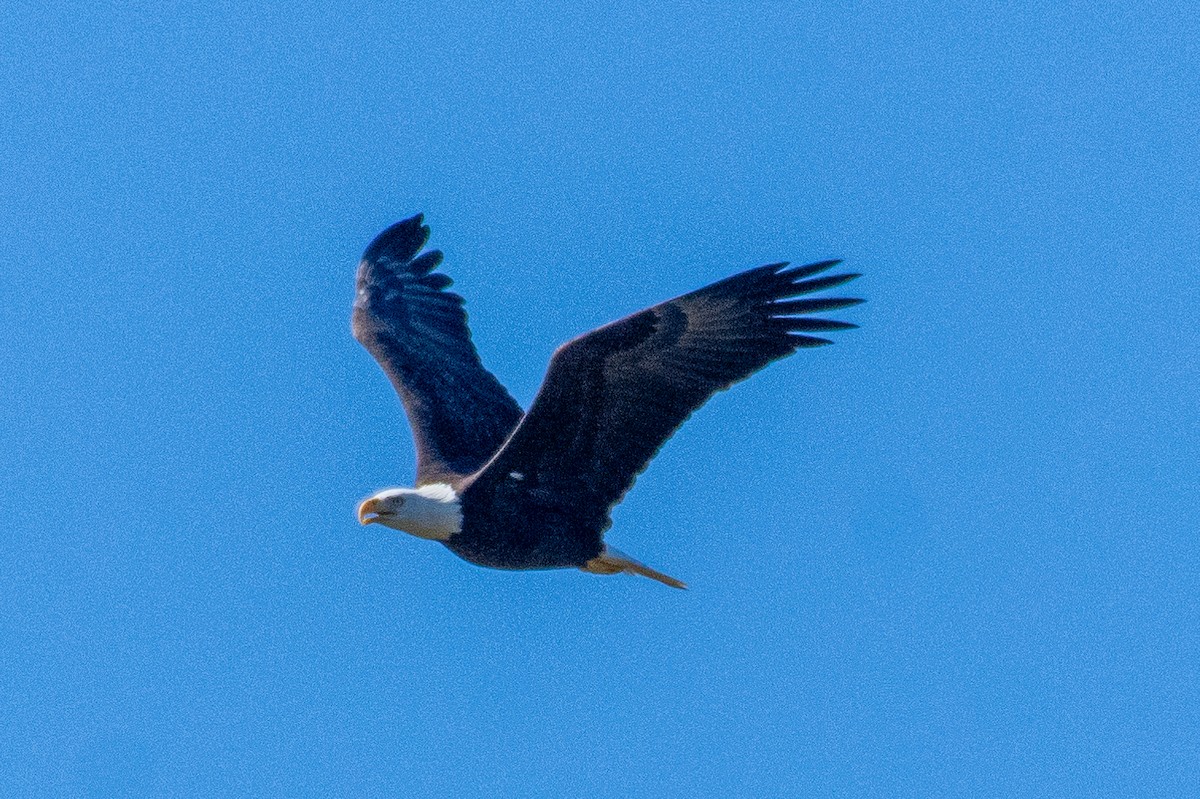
[763,260,862,350]
[791,271,862,295]
[788,334,836,347]
[409,249,445,276]
[357,214,454,295]
[779,259,843,280]
[780,318,859,333]
[361,213,430,266]
[771,296,864,315]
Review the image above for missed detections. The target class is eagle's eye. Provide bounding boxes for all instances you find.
[393,496,405,507]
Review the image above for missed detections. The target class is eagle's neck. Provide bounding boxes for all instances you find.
[402,483,463,541]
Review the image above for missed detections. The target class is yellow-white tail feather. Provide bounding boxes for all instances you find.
[581,545,687,590]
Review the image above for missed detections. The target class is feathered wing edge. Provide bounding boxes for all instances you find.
[469,258,862,512]
[352,215,524,482]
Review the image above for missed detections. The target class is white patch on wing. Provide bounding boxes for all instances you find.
[508,471,524,481]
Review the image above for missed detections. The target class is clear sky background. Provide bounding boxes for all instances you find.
[3,2,1197,796]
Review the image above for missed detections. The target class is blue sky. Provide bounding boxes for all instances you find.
[3,2,1197,796]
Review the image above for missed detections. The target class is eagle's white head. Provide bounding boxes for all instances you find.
[357,483,462,541]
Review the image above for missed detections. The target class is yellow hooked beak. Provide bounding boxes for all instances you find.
[358,497,382,525]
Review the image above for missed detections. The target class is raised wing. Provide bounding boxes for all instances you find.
[470,261,861,509]
[352,215,523,483]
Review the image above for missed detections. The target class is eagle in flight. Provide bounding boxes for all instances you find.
[354,215,860,588]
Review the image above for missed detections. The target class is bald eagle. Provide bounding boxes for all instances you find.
[354,215,860,589]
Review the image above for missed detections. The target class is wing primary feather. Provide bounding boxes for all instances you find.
[419,273,454,290]
[789,272,862,295]
[787,334,836,347]
[779,259,843,280]
[771,297,864,314]
[361,214,429,265]
[409,250,445,276]
[777,318,860,332]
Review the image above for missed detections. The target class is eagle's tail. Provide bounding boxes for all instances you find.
[581,545,687,590]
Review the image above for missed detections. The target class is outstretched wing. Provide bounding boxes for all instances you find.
[352,214,523,483]
[469,261,861,510]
